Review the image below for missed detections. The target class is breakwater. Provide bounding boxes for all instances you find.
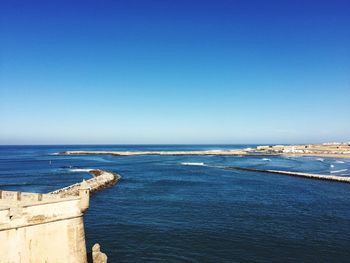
[62,149,247,156]
[50,170,120,197]
[61,142,350,159]
[227,167,350,184]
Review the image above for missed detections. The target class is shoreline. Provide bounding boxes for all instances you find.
[244,152,350,159]
[277,153,350,159]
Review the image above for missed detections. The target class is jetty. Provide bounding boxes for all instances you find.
[50,169,120,197]
[227,166,350,184]
[62,149,248,156]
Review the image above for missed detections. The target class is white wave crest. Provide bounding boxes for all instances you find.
[49,152,59,155]
[316,158,324,162]
[181,162,206,166]
[335,160,345,164]
[69,168,93,173]
[330,169,348,174]
[330,164,334,168]
[262,158,271,161]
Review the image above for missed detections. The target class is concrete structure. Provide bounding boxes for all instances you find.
[0,188,90,263]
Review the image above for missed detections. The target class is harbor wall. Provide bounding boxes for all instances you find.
[0,189,89,263]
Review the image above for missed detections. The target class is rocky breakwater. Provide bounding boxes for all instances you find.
[50,170,120,197]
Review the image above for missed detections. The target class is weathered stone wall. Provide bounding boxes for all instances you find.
[0,189,90,263]
[1,216,87,263]
[0,169,118,263]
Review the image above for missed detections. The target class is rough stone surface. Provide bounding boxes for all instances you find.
[0,169,119,263]
[92,243,108,263]
[0,189,89,263]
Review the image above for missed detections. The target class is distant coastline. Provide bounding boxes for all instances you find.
[254,142,350,159]
[60,142,350,159]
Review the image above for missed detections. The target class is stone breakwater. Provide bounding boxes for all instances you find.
[227,167,350,184]
[62,149,248,156]
[50,170,120,197]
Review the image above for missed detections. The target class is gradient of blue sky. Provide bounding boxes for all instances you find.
[0,0,349,144]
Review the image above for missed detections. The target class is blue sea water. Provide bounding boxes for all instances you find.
[1,145,350,262]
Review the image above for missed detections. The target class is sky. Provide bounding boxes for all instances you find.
[0,0,349,144]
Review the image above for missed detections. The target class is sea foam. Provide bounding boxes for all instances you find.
[181,162,206,166]
[69,168,94,173]
[335,160,345,164]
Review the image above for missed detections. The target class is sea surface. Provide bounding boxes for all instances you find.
[1,145,350,262]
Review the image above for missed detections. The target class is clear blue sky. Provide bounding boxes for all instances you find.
[0,0,349,144]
